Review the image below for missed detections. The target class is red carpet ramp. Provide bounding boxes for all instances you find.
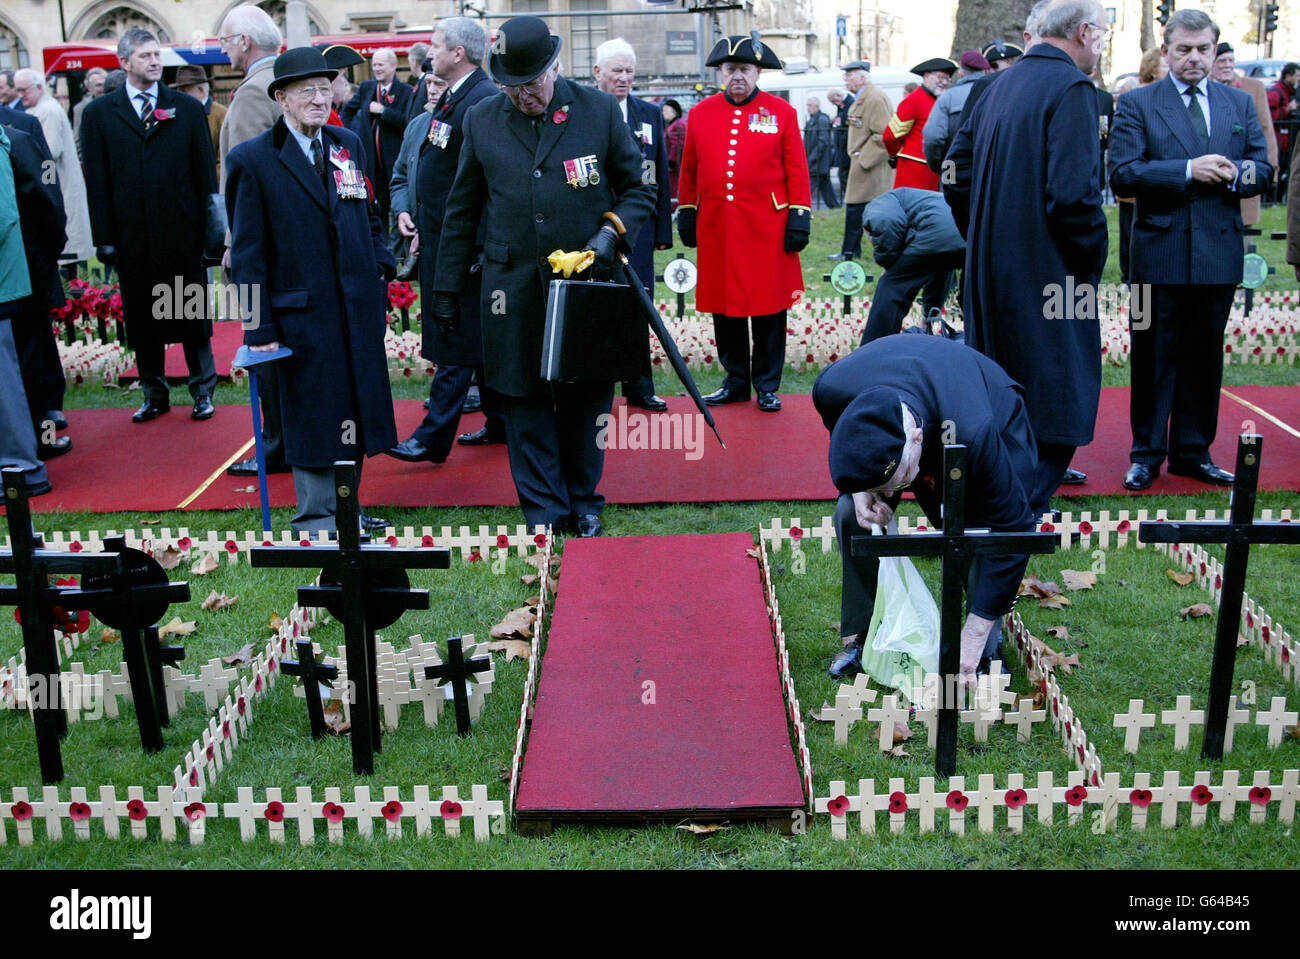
[118,321,246,385]
[513,534,806,827]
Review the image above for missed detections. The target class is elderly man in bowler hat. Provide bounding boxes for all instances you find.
[431,16,656,537]
[225,47,397,534]
[676,35,811,413]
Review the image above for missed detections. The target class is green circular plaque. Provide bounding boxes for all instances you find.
[1241,252,1268,290]
[830,260,867,296]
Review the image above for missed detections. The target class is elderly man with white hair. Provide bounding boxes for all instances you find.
[591,37,672,411]
[342,47,412,256]
[12,68,92,262]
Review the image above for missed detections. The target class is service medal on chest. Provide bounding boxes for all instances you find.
[564,154,600,188]
[748,108,778,134]
[428,119,453,149]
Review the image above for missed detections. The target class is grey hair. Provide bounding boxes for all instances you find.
[408,42,430,63]
[116,28,158,61]
[435,17,486,66]
[595,37,636,67]
[1164,9,1219,45]
[807,95,820,105]
[222,4,282,52]
[1037,0,1103,40]
[1025,0,1052,39]
[372,47,398,66]
[12,68,40,89]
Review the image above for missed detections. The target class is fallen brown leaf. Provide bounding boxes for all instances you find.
[520,573,539,586]
[745,547,761,559]
[1019,575,1064,599]
[1167,569,1195,586]
[1046,625,1071,640]
[233,485,257,494]
[156,547,185,570]
[1061,569,1097,591]
[201,590,239,611]
[190,552,220,576]
[546,575,558,594]
[323,699,350,735]
[486,638,531,662]
[267,611,283,632]
[677,823,728,835]
[100,628,120,644]
[1288,724,1300,741]
[809,702,836,723]
[1238,632,1250,648]
[139,519,161,526]
[885,745,909,758]
[524,596,541,607]
[893,721,913,744]
[498,767,512,782]
[158,617,197,639]
[489,606,537,640]
[1180,603,1214,619]
[1039,596,1071,609]
[222,642,255,666]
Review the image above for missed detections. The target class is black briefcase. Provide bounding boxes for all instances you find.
[540,278,646,384]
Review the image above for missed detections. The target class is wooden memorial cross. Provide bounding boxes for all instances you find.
[1138,435,1300,758]
[849,446,1057,776]
[249,462,450,774]
[424,636,490,736]
[0,471,189,781]
[281,640,339,739]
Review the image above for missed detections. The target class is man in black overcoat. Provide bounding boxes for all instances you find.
[945,0,1108,519]
[80,29,218,423]
[226,47,399,534]
[387,17,505,464]
[432,16,657,536]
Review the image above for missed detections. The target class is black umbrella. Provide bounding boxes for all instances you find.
[617,253,725,450]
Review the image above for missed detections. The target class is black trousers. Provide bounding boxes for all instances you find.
[620,332,657,401]
[411,362,505,459]
[501,383,614,530]
[713,310,786,394]
[841,203,865,257]
[135,335,217,406]
[810,173,839,210]
[1117,201,1134,285]
[10,303,64,431]
[861,251,964,344]
[1129,284,1235,468]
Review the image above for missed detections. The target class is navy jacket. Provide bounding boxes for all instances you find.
[624,95,672,290]
[864,187,964,269]
[341,78,414,180]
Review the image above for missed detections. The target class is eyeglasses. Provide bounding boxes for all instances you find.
[503,71,553,95]
[1083,21,1112,41]
[218,33,245,48]
[289,84,333,100]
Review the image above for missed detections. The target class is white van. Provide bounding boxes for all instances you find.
[759,66,921,128]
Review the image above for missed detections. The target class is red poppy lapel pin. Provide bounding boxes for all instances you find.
[553,104,570,125]
[153,108,173,121]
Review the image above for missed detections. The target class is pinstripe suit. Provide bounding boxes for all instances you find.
[1110,74,1271,469]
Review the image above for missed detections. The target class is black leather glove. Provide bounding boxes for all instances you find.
[584,226,619,281]
[96,245,117,267]
[784,208,811,253]
[432,292,459,336]
[676,207,697,248]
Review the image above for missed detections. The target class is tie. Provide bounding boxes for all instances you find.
[374,85,385,161]
[311,139,327,188]
[1186,85,1209,151]
[436,90,451,114]
[137,92,154,131]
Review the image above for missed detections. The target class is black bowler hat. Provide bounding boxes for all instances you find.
[828,387,916,493]
[705,33,784,70]
[316,43,365,71]
[910,57,958,76]
[488,16,562,86]
[267,46,336,98]
[981,39,1024,63]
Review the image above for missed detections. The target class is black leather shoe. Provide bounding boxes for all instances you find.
[757,391,782,412]
[1168,461,1235,486]
[457,427,506,446]
[1123,463,1157,491]
[38,437,72,459]
[359,513,389,532]
[384,438,446,464]
[829,633,866,678]
[227,456,290,476]
[192,397,215,420]
[46,411,68,431]
[627,394,668,412]
[575,513,603,537]
[132,400,170,423]
[1059,467,1087,485]
[422,397,430,410]
[703,386,749,406]
[461,393,482,413]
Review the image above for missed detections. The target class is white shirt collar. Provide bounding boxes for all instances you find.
[287,124,324,164]
[1171,75,1204,97]
[447,71,472,96]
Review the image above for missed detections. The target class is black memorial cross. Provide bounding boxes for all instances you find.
[424,635,491,736]
[249,462,450,775]
[849,446,1057,777]
[1138,434,1300,759]
[281,639,340,739]
[0,471,189,781]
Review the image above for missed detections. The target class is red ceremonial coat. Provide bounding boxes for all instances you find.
[677,89,810,316]
[883,86,940,191]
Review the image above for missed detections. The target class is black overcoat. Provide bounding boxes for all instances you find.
[432,76,657,397]
[79,83,216,350]
[225,119,398,468]
[341,78,413,182]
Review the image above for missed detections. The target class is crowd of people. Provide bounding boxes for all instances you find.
[0,6,1297,664]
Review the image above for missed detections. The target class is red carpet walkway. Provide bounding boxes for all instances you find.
[513,534,806,825]
[26,386,1300,515]
[118,321,246,384]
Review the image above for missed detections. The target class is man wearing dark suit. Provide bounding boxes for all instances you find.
[433,16,656,536]
[80,28,218,424]
[341,47,412,248]
[591,37,672,412]
[1110,9,1272,490]
[387,17,505,464]
[226,47,398,534]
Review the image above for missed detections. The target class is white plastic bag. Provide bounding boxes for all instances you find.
[866,555,940,676]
